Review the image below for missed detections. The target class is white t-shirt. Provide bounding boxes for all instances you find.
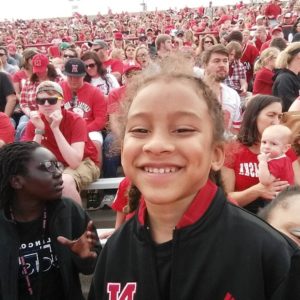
[91,74,120,96]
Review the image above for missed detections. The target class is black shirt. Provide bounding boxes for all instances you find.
[16,213,64,300]
[0,71,15,112]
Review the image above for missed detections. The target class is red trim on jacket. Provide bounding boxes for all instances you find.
[138,180,218,228]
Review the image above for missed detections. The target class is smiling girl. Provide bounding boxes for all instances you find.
[89,57,300,300]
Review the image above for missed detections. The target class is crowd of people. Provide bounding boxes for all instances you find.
[1,0,300,299]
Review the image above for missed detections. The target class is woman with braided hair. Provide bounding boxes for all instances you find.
[0,142,101,300]
[89,56,300,300]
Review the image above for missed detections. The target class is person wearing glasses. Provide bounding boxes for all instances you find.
[81,51,119,96]
[16,54,58,142]
[195,34,217,65]
[89,39,123,83]
[0,141,101,299]
[23,81,100,206]
[135,46,152,69]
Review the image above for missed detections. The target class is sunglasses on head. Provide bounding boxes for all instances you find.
[40,161,64,173]
[36,97,62,105]
[85,63,96,69]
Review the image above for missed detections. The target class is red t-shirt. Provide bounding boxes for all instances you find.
[268,156,294,184]
[0,112,15,143]
[241,43,259,83]
[111,177,136,221]
[107,86,126,114]
[103,59,124,75]
[224,142,296,191]
[260,40,271,53]
[253,67,274,95]
[12,69,28,86]
[23,109,99,166]
[61,82,107,132]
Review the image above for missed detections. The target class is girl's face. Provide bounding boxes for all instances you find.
[83,58,98,78]
[256,102,282,136]
[136,49,150,68]
[122,80,224,208]
[125,46,135,59]
[16,147,63,202]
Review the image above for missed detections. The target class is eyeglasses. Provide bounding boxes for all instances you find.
[36,97,62,105]
[40,161,64,173]
[204,40,213,44]
[137,53,148,58]
[64,54,75,58]
[0,53,5,56]
[85,63,96,69]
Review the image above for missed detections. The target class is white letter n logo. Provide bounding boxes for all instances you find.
[107,282,137,300]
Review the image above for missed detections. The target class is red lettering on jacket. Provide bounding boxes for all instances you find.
[224,292,235,300]
[107,282,137,300]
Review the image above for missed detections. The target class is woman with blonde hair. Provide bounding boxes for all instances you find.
[253,47,280,95]
[273,42,300,111]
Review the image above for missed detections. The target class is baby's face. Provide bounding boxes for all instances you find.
[260,129,287,158]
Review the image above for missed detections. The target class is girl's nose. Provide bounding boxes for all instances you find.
[142,132,174,154]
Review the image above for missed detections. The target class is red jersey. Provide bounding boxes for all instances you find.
[61,81,107,132]
[253,67,274,95]
[241,43,259,84]
[23,109,99,166]
[103,59,124,75]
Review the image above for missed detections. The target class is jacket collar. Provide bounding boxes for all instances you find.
[137,180,218,229]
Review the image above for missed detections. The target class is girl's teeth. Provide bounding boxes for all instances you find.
[144,167,177,173]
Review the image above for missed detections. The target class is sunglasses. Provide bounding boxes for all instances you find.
[64,54,75,58]
[93,48,102,52]
[204,40,213,44]
[36,97,62,105]
[0,53,5,56]
[40,161,64,173]
[85,63,96,69]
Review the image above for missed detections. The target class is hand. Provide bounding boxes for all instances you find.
[256,180,289,200]
[99,229,115,240]
[57,221,98,259]
[258,152,270,163]
[49,110,63,130]
[30,111,45,130]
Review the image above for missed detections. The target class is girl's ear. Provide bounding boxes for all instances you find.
[211,143,225,171]
[10,175,24,190]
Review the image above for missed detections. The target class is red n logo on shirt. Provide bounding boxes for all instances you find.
[107,282,137,300]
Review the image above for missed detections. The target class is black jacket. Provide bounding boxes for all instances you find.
[272,68,300,112]
[89,183,300,300]
[0,197,101,300]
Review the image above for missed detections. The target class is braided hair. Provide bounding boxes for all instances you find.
[0,141,40,209]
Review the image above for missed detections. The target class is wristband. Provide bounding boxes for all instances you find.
[35,129,45,135]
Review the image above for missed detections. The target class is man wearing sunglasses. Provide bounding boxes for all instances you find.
[23,81,100,206]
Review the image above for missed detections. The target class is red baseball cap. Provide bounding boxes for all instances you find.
[114,32,123,40]
[32,54,49,73]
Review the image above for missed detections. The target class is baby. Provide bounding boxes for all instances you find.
[258,124,294,185]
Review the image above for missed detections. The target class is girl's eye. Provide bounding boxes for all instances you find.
[174,128,196,134]
[129,128,149,134]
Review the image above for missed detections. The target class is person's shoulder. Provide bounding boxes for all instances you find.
[226,202,299,252]
[221,83,240,98]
